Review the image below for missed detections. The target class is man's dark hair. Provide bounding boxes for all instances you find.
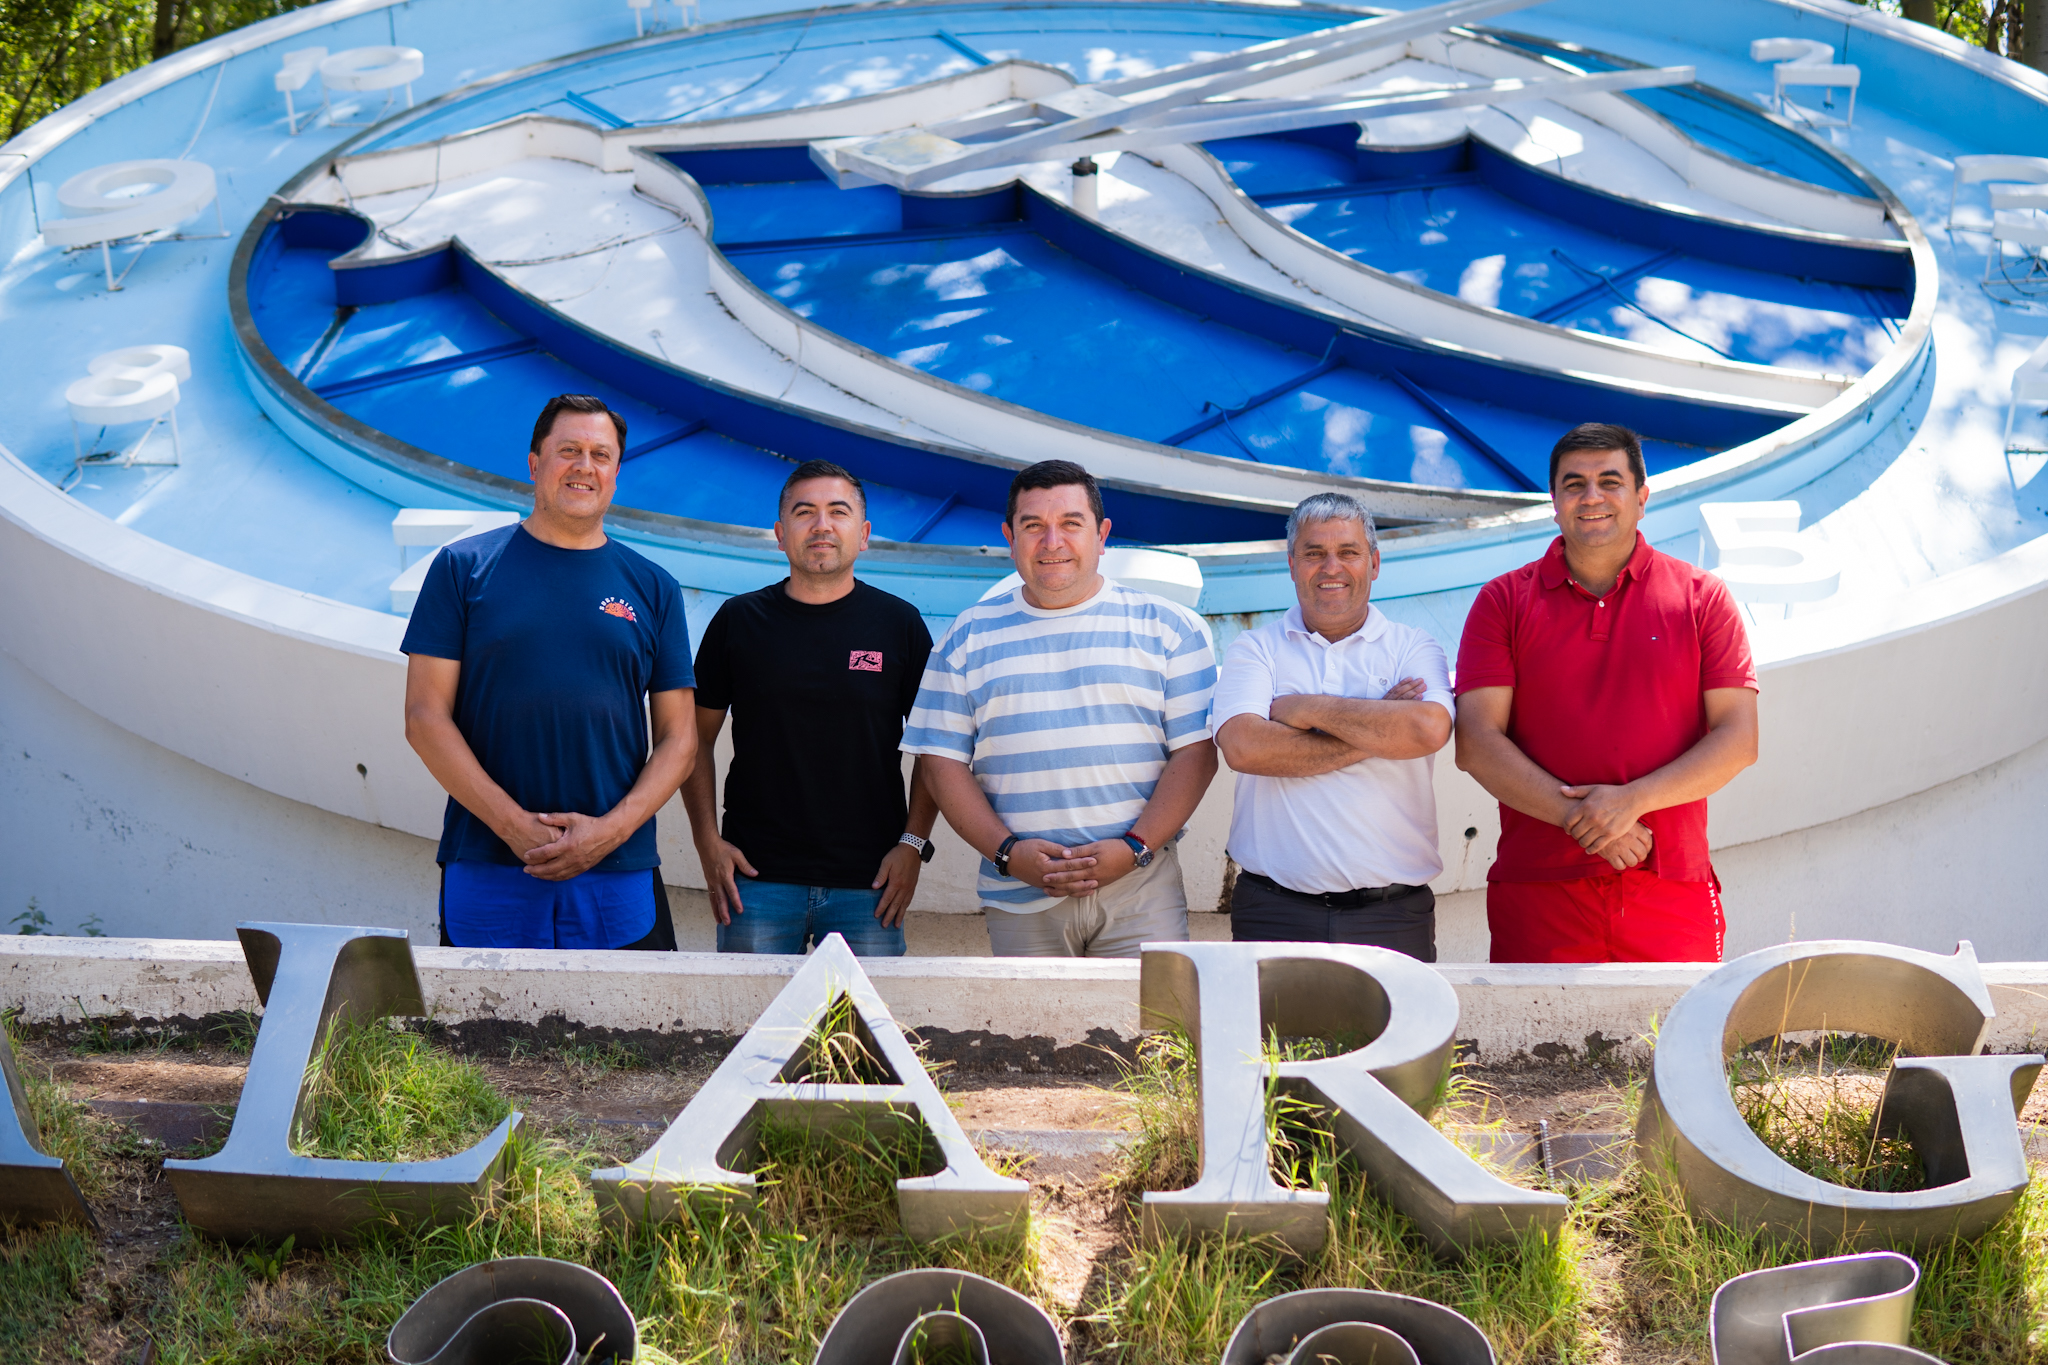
[1548,422,1645,490]
[530,394,628,453]
[779,459,867,517]
[1006,459,1103,526]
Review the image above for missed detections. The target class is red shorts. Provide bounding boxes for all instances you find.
[1486,869,1723,963]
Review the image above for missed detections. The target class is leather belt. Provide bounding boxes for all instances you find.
[1239,870,1424,910]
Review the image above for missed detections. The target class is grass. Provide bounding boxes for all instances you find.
[293,1018,512,1162]
[0,1007,1040,1364]
[1094,1027,1603,1364]
[0,1226,95,1357]
[1,1017,2043,1363]
[1094,1027,2047,1365]
[1610,1035,2048,1364]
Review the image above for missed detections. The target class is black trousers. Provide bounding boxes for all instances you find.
[437,866,677,950]
[1229,873,1437,962]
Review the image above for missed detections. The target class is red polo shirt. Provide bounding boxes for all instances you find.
[1455,534,1756,883]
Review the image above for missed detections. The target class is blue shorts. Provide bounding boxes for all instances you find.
[441,861,655,949]
[716,877,906,956]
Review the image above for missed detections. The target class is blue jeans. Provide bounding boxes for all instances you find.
[442,861,655,949]
[716,877,906,956]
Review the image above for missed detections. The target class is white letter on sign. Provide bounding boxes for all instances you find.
[1699,501,1841,603]
[1140,942,1566,1256]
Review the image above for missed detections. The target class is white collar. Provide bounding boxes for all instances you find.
[1283,602,1386,647]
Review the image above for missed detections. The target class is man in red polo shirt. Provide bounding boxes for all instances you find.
[1454,423,1759,962]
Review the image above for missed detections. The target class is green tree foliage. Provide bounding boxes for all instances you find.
[1886,0,2046,66]
[0,0,321,143]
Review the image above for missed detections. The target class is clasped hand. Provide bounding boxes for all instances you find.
[1001,836,1139,896]
[512,810,622,881]
[1558,783,1654,870]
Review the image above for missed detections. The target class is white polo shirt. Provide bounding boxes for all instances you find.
[1211,604,1453,894]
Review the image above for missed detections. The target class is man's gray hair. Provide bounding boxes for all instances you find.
[1286,492,1377,552]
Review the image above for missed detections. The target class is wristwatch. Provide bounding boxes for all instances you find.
[993,833,1021,877]
[898,832,937,864]
[1120,832,1155,868]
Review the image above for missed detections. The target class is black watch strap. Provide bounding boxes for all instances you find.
[994,833,1021,877]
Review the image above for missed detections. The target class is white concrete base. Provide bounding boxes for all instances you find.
[14,626,2048,965]
[2,646,439,941]
[8,934,2045,1064]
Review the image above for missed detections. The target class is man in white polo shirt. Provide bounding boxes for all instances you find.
[904,460,1219,958]
[1212,492,1453,959]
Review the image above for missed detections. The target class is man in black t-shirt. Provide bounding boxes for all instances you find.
[683,460,937,955]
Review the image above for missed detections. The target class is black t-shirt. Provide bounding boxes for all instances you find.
[694,579,934,887]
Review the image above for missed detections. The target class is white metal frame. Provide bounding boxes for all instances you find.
[41,160,227,291]
[2003,337,2048,489]
[1949,154,2048,229]
[319,46,424,128]
[275,46,326,135]
[1750,38,1859,128]
[822,0,1705,190]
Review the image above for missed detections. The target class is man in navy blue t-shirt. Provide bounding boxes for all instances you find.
[401,394,697,949]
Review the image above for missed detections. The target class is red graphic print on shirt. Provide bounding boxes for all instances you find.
[599,597,638,622]
[849,650,884,672]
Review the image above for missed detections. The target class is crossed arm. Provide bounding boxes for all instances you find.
[921,739,1220,897]
[403,653,698,880]
[1214,679,1451,776]
[1453,685,1759,867]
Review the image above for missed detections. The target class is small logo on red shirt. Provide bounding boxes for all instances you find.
[849,650,884,672]
[599,597,638,622]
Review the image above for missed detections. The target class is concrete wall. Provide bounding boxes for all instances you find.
[8,933,2047,1064]
[2,648,439,940]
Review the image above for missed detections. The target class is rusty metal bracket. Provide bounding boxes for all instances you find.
[0,1020,95,1228]
[1711,1251,1945,1365]
[592,933,1028,1241]
[1638,939,2043,1249]
[387,1256,635,1365]
[1139,942,1567,1256]
[813,1268,1063,1365]
[162,922,520,1243]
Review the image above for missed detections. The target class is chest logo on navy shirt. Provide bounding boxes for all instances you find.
[849,650,884,672]
[599,596,638,623]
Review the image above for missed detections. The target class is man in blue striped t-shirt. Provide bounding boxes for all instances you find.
[903,461,1219,957]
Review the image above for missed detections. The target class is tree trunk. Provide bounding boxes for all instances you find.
[2024,0,2048,71]
[152,0,184,60]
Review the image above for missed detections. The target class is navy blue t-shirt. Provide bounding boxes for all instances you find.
[400,523,695,872]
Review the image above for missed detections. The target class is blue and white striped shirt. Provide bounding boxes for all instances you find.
[901,581,1217,912]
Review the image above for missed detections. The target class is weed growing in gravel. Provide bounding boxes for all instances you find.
[558,1038,648,1076]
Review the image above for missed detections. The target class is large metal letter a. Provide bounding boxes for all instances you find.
[592,934,1027,1240]
[163,923,521,1242]
[1141,942,1566,1255]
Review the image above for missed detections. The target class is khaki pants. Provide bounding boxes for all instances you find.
[983,844,1190,959]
